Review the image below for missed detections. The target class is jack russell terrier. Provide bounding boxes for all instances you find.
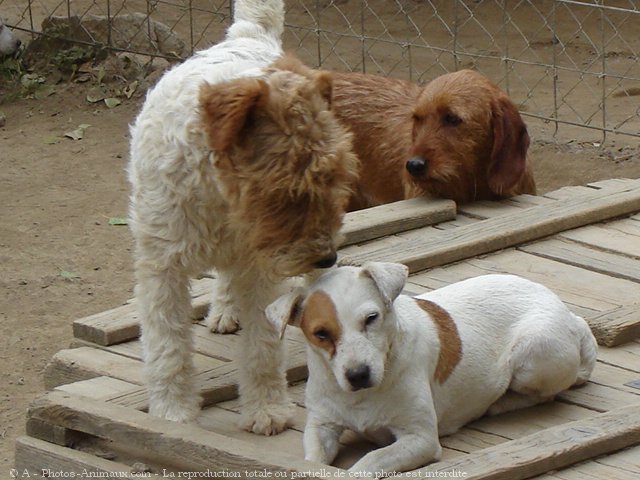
[266,262,598,475]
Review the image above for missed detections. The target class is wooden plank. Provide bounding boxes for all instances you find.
[456,193,556,219]
[597,342,640,372]
[341,197,456,246]
[588,362,640,398]
[588,306,640,347]
[519,238,640,283]
[44,347,145,390]
[467,402,597,440]
[416,403,640,480]
[28,390,344,477]
[56,376,141,401]
[25,418,84,446]
[340,185,640,273]
[558,382,640,413]
[410,249,638,314]
[534,445,640,479]
[559,218,640,258]
[15,436,154,479]
[73,287,212,347]
[91,336,308,411]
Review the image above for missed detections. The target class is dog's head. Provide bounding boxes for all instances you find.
[199,54,359,277]
[266,262,408,392]
[0,19,21,57]
[406,69,534,203]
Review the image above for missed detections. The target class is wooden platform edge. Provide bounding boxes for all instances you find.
[341,197,456,245]
[15,436,152,479]
[27,390,343,478]
[411,403,640,480]
[588,305,640,347]
[341,181,640,273]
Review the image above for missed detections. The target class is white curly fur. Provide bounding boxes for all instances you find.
[128,0,360,435]
[0,19,21,56]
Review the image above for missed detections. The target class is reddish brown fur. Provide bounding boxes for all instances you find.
[415,298,462,384]
[199,56,359,276]
[332,69,536,209]
[300,290,342,358]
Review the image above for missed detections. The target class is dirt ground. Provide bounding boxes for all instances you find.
[2,1,640,472]
[2,74,640,473]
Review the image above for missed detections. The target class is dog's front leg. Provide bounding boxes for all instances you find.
[304,414,343,465]
[136,264,201,422]
[349,432,442,477]
[236,284,294,435]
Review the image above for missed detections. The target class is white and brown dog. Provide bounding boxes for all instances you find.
[267,262,598,474]
[129,0,358,434]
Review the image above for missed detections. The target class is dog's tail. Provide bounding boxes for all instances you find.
[230,0,285,40]
[573,313,598,386]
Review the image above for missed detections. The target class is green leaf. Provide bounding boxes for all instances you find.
[43,136,60,145]
[60,270,80,280]
[108,217,128,226]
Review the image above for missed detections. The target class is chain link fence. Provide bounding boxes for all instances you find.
[2,0,639,143]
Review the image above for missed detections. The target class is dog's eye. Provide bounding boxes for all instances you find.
[365,312,379,328]
[313,329,331,342]
[443,113,462,126]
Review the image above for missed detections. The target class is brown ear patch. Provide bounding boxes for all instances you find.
[199,78,268,153]
[489,95,531,195]
[415,298,462,384]
[300,290,342,358]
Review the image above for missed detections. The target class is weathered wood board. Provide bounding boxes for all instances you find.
[17,179,640,479]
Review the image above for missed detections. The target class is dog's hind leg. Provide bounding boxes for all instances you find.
[136,260,201,422]
[206,270,240,333]
[486,390,553,416]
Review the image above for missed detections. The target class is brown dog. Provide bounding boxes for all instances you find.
[332,69,536,209]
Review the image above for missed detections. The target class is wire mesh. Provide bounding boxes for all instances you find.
[2,0,639,142]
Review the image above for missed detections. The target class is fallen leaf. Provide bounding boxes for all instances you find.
[64,124,91,141]
[43,136,60,145]
[108,217,128,226]
[64,128,84,140]
[104,97,121,108]
[60,270,80,280]
[86,93,105,103]
[123,81,138,99]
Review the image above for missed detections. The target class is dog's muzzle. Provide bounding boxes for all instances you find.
[314,252,337,269]
[406,157,427,177]
[345,364,371,391]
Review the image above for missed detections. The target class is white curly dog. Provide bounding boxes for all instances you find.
[128,0,357,434]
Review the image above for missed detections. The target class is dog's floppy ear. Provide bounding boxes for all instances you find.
[199,78,269,153]
[271,53,332,109]
[265,289,304,340]
[361,262,408,310]
[489,96,531,195]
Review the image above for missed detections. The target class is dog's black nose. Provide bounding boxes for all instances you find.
[346,365,371,390]
[314,252,337,269]
[406,157,427,177]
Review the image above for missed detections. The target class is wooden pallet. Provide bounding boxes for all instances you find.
[16,179,640,479]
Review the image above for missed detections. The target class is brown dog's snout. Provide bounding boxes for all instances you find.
[314,252,337,269]
[345,364,371,391]
[406,157,427,177]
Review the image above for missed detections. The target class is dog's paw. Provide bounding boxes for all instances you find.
[206,306,240,334]
[240,402,295,436]
[148,397,200,423]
